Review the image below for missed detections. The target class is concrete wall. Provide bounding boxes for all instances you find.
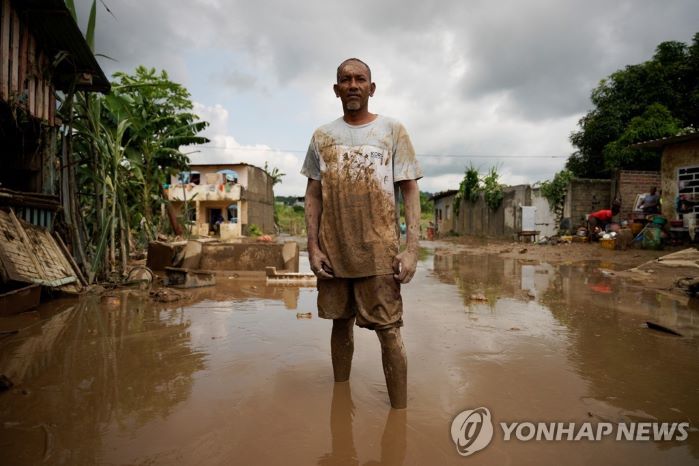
[613,170,661,218]
[434,195,456,235]
[564,179,612,227]
[661,139,699,221]
[184,164,250,188]
[244,166,275,234]
[453,185,552,239]
[199,242,299,272]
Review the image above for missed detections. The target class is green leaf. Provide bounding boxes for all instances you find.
[65,0,77,21]
[86,1,97,51]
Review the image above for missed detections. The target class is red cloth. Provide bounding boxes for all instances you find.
[589,209,613,221]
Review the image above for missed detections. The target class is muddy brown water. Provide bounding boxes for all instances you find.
[1,248,698,465]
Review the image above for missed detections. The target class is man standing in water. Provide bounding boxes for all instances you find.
[302,58,422,409]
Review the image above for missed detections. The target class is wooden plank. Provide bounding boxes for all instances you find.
[43,81,49,122]
[0,0,10,100]
[0,213,21,282]
[54,233,88,286]
[35,54,42,118]
[17,21,27,100]
[48,84,54,125]
[10,8,17,95]
[8,208,46,282]
[27,34,34,117]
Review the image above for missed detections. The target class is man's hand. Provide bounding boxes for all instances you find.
[392,249,417,284]
[309,248,334,279]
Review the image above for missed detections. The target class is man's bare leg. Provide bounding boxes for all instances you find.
[376,327,407,409]
[331,318,355,382]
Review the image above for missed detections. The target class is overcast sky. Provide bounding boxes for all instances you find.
[81,0,699,196]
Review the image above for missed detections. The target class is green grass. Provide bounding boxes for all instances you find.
[275,204,306,235]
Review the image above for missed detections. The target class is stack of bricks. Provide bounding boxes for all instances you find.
[616,170,661,217]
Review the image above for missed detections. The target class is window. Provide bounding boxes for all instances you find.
[678,165,699,220]
[227,204,239,223]
[177,171,200,185]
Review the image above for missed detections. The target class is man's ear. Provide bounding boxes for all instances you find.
[333,84,340,97]
[369,82,376,97]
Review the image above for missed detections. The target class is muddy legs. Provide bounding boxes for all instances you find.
[331,320,406,408]
[331,318,355,382]
[377,327,407,409]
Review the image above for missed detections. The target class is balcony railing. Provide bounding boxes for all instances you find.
[166,183,243,202]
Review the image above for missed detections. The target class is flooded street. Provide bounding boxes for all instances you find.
[1,247,698,465]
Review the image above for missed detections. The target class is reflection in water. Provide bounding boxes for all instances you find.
[318,383,357,465]
[0,292,206,465]
[432,251,699,459]
[1,249,698,465]
[317,383,407,466]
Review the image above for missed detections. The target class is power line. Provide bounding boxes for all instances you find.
[193,145,569,159]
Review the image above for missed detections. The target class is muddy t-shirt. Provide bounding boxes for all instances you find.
[301,116,422,278]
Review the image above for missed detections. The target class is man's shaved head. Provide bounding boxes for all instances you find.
[336,58,372,83]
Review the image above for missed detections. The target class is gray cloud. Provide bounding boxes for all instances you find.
[79,0,699,194]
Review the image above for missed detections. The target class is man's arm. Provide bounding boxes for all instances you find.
[393,179,420,283]
[304,179,334,279]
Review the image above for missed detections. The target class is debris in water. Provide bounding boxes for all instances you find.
[675,277,699,296]
[150,288,187,303]
[165,267,216,289]
[645,321,683,337]
[470,293,487,302]
[296,312,312,319]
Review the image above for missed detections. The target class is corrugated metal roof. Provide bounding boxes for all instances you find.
[430,189,459,201]
[189,162,266,171]
[629,132,699,150]
[11,0,110,93]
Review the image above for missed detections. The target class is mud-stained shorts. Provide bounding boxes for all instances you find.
[317,274,403,330]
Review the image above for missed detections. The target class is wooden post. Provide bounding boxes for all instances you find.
[17,21,26,98]
[35,53,43,119]
[162,186,183,236]
[27,34,34,117]
[0,0,10,100]
[10,8,17,95]
[48,84,54,126]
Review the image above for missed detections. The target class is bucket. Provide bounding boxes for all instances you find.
[600,238,616,250]
[651,215,667,226]
[631,223,643,236]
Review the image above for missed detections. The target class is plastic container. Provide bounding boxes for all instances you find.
[631,223,644,235]
[600,238,616,250]
[651,215,667,226]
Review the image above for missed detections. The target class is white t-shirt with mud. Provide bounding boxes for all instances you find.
[301,115,422,278]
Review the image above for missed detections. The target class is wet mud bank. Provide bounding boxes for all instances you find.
[1,247,697,465]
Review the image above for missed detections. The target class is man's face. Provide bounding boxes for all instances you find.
[334,61,375,112]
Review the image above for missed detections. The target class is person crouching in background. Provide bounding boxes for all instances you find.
[587,201,621,241]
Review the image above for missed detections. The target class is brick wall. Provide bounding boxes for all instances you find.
[564,179,612,227]
[614,170,661,218]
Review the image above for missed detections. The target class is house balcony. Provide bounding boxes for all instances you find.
[166,183,243,202]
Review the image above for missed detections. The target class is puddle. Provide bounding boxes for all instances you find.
[0,251,697,465]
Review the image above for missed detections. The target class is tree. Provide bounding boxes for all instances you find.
[567,33,699,178]
[538,170,573,232]
[453,165,504,212]
[264,161,286,186]
[108,67,209,238]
